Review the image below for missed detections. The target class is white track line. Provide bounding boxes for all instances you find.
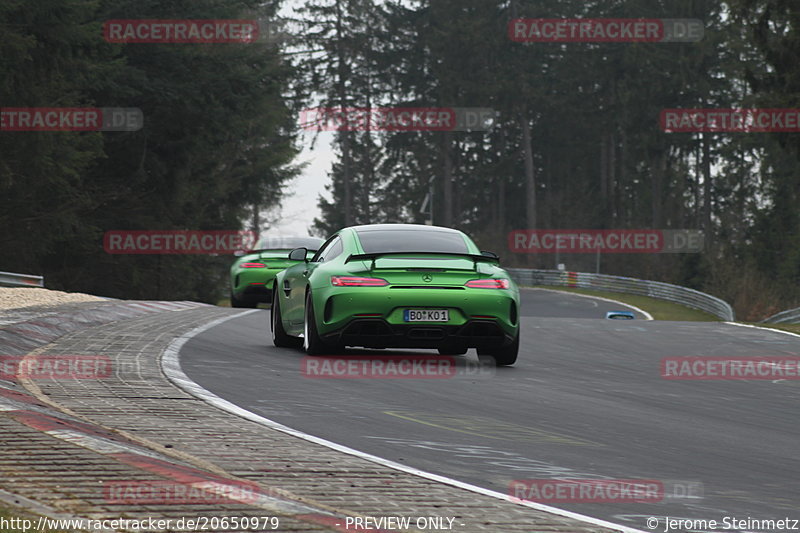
[725,321,800,338]
[161,310,649,533]
[529,287,654,320]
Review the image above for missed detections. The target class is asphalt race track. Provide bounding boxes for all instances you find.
[179,288,800,531]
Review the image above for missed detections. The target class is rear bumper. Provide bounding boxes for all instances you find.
[315,286,519,337]
[238,284,273,302]
[232,269,280,301]
[321,318,515,349]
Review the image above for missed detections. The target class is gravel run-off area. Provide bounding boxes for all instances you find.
[0,287,105,310]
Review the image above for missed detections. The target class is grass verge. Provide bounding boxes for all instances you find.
[531,286,720,321]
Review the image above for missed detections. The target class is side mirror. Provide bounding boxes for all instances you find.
[288,247,308,262]
[480,250,499,260]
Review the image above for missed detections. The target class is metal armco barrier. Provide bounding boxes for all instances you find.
[763,308,800,324]
[0,271,44,288]
[507,268,735,321]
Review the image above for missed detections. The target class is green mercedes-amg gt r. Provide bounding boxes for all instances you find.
[229,236,323,308]
[270,224,520,365]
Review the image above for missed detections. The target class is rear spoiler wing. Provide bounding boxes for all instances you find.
[251,248,320,253]
[345,251,500,269]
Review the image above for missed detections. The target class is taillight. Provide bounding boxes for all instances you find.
[241,262,266,268]
[331,276,389,287]
[465,278,509,289]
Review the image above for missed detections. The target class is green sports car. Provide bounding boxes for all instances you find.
[229,236,323,308]
[270,224,520,365]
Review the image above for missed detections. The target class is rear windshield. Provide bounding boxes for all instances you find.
[355,229,469,254]
[256,250,302,258]
[254,237,322,251]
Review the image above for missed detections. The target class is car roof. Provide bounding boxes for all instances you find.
[348,223,463,234]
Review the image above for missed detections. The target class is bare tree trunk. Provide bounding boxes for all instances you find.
[619,130,628,223]
[362,79,373,223]
[600,132,608,209]
[600,131,617,226]
[544,144,552,229]
[340,130,353,225]
[695,143,702,228]
[442,131,454,226]
[497,128,508,231]
[497,178,505,227]
[702,133,712,231]
[519,110,536,230]
[651,150,666,228]
[335,0,353,226]
[608,132,616,224]
[251,204,260,234]
[519,110,536,267]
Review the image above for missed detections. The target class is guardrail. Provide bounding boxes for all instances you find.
[507,268,735,321]
[763,308,800,324]
[0,271,44,288]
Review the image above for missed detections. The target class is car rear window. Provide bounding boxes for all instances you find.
[355,229,469,254]
[258,250,298,258]
[254,237,322,251]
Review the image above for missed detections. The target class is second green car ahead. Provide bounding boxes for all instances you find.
[229,236,323,308]
[271,224,520,365]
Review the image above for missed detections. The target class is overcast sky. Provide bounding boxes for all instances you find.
[268,130,335,237]
[268,0,335,237]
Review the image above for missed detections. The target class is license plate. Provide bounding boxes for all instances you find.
[403,309,449,322]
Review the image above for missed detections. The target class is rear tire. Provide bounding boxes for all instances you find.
[303,291,329,355]
[478,333,518,366]
[271,289,301,348]
[231,291,256,308]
